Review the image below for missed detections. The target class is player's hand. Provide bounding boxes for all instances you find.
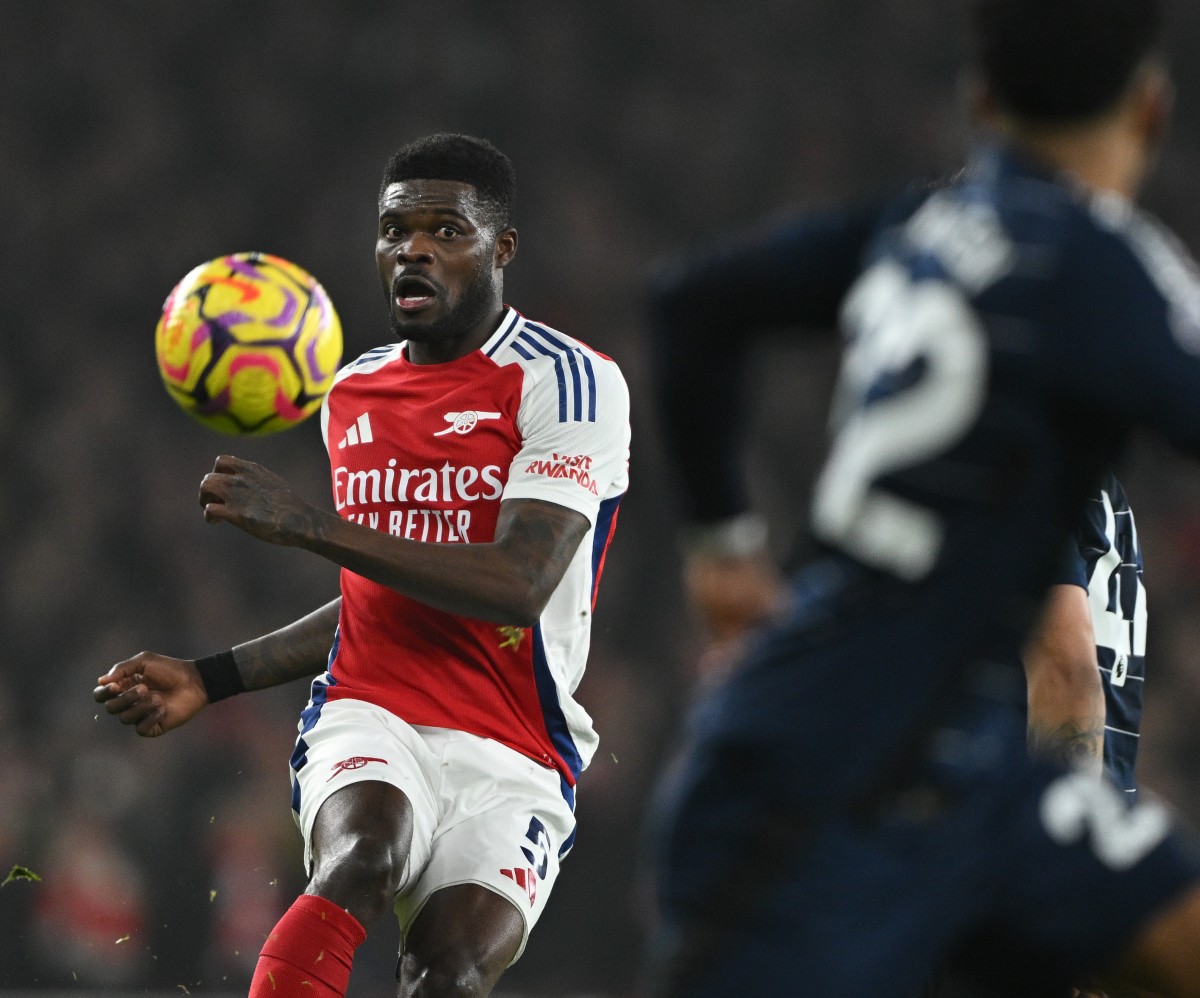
[683,549,786,642]
[199,454,321,546]
[94,652,209,737]
[682,550,787,684]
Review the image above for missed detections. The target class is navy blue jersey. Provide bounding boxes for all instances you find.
[1056,474,1147,795]
[644,141,1200,997]
[651,142,1200,811]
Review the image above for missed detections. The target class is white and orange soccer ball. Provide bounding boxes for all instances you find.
[155,252,343,435]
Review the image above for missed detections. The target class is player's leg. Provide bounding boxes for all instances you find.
[248,779,412,998]
[390,727,577,998]
[396,883,525,997]
[307,779,415,925]
[1101,882,1200,996]
[970,761,1200,998]
[253,697,441,998]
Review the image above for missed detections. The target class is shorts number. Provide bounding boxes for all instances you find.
[811,261,988,580]
[1040,770,1170,871]
[522,816,550,878]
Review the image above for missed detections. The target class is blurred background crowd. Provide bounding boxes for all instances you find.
[5,2,1200,996]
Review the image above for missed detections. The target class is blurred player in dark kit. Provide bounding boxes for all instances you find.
[96,134,630,998]
[641,1,1200,994]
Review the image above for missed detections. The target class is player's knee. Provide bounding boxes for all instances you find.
[398,951,496,998]
[312,828,406,906]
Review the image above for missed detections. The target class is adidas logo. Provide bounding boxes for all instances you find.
[499,866,538,906]
[339,413,373,449]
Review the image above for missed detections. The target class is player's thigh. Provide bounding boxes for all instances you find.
[395,729,576,967]
[309,779,415,874]
[291,698,441,884]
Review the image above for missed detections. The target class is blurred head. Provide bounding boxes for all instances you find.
[375,134,518,360]
[969,0,1172,191]
[972,0,1164,124]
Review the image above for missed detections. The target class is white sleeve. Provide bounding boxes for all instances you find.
[501,353,630,524]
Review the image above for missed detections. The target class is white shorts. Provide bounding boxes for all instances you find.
[289,696,576,961]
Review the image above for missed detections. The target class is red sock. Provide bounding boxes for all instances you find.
[248,894,367,998]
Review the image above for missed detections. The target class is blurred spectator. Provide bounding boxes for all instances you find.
[31,816,148,987]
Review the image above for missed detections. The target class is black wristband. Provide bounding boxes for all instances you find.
[194,650,246,703]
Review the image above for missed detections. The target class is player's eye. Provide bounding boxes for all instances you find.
[383,224,404,240]
[435,225,460,239]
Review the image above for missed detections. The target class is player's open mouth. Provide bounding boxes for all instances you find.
[393,275,438,313]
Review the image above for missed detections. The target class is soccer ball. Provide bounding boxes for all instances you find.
[155,252,343,435]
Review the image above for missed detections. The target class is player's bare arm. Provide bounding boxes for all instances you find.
[199,454,590,624]
[226,597,342,689]
[94,597,341,737]
[1022,584,1106,775]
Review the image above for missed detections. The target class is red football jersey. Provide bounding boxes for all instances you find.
[313,308,630,786]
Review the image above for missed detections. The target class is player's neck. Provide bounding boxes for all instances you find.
[1009,123,1146,200]
[977,60,1169,203]
[404,302,508,365]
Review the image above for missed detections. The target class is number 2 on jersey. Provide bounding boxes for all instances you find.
[811,261,988,580]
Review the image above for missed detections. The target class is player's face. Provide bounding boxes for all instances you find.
[376,179,517,363]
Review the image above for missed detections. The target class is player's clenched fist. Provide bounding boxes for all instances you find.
[94,652,209,738]
[199,454,320,547]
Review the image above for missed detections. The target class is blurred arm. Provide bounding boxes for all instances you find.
[649,200,888,527]
[1023,583,1106,775]
[649,197,910,659]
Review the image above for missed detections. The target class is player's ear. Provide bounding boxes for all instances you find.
[1133,60,1174,157]
[494,228,518,270]
[961,71,997,129]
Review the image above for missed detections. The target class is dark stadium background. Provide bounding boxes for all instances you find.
[4,3,1200,996]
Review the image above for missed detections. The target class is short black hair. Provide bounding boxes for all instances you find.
[378,133,516,230]
[973,0,1164,123]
